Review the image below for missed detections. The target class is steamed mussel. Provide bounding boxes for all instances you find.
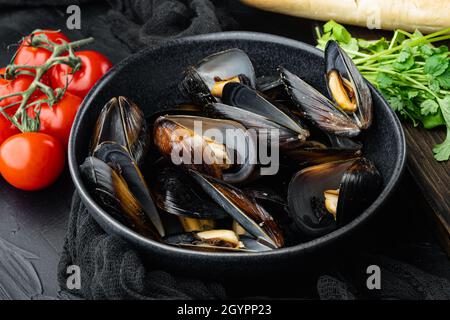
[81,96,165,238]
[190,170,284,248]
[153,114,257,184]
[287,158,382,237]
[80,41,384,254]
[181,48,256,105]
[165,230,272,252]
[280,40,373,137]
[80,156,162,239]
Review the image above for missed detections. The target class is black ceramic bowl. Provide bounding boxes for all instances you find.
[68,32,406,276]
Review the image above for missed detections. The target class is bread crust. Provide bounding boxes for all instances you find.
[241,0,450,33]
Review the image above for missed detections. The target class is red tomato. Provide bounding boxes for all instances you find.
[14,30,69,68]
[0,132,65,190]
[50,50,112,98]
[0,72,35,110]
[28,92,82,147]
[0,70,36,145]
[0,115,19,147]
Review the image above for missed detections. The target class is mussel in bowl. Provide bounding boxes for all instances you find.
[91,96,149,163]
[189,170,285,249]
[280,41,373,137]
[181,48,256,105]
[153,114,257,184]
[81,96,165,238]
[164,230,273,253]
[287,158,382,238]
[80,156,162,239]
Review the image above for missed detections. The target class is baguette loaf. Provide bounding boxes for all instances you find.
[241,0,450,33]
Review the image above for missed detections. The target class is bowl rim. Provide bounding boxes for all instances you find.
[68,31,406,260]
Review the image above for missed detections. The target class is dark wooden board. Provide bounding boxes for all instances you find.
[404,123,450,254]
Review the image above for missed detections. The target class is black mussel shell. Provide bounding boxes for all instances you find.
[257,74,297,113]
[256,74,284,94]
[80,157,161,240]
[181,49,256,105]
[336,158,382,224]
[205,102,304,149]
[325,40,372,129]
[153,114,257,184]
[221,82,309,140]
[164,231,273,252]
[240,236,273,252]
[280,66,361,137]
[243,186,287,208]
[147,104,204,124]
[91,96,149,163]
[189,170,284,248]
[152,164,229,219]
[287,157,382,238]
[164,230,242,251]
[93,142,165,237]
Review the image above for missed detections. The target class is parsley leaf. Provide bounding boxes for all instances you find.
[323,20,352,43]
[433,97,450,161]
[393,47,415,71]
[424,54,449,76]
[358,38,388,53]
[419,44,434,56]
[376,72,394,88]
[420,99,439,115]
[436,66,450,89]
[433,129,450,161]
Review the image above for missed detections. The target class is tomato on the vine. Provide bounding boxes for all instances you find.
[0,69,36,109]
[50,50,112,98]
[0,132,65,191]
[0,68,38,145]
[14,30,70,68]
[0,116,19,147]
[28,92,82,147]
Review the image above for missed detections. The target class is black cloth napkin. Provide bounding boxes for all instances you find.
[58,193,226,299]
[0,0,448,300]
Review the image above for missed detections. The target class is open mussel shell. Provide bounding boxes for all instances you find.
[189,170,284,248]
[93,142,165,237]
[180,48,256,105]
[152,164,229,219]
[325,40,372,129]
[221,82,309,141]
[287,157,382,238]
[91,96,149,163]
[164,230,273,253]
[280,66,360,137]
[153,114,257,184]
[80,157,162,240]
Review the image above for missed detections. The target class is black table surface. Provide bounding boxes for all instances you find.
[0,2,449,298]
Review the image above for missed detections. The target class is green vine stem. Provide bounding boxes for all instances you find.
[0,31,94,132]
